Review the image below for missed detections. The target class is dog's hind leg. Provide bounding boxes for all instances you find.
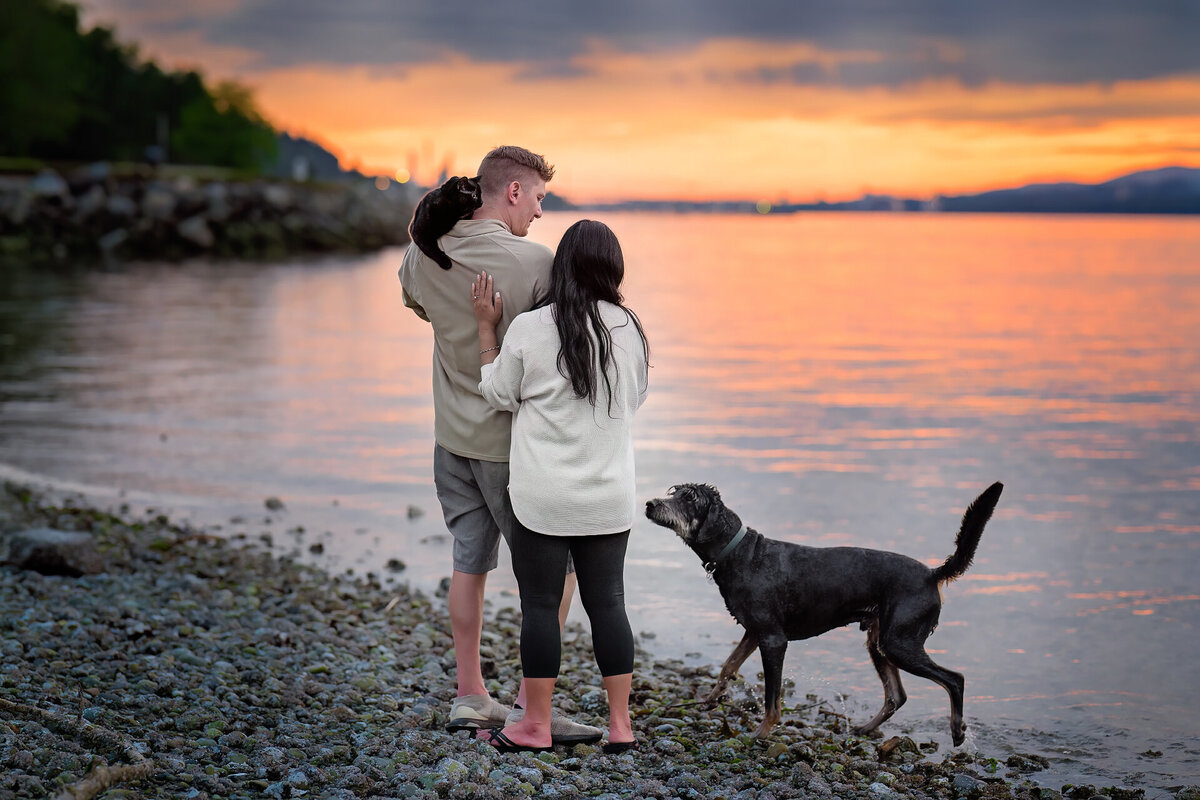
[755,635,788,739]
[705,631,759,706]
[853,619,907,737]
[884,639,966,746]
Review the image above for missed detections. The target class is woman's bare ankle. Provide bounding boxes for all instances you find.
[608,722,634,743]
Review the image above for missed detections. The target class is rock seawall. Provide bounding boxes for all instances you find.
[0,166,415,261]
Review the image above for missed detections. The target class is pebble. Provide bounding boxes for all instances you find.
[953,772,986,794]
[0,482,1192,800]
[6,527,104,575]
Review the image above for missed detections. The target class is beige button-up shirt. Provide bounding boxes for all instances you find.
[398,217,553,462]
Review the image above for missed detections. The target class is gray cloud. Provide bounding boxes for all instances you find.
[111,0,1200,87]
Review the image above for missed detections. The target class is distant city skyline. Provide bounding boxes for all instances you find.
[78,1,1200,203]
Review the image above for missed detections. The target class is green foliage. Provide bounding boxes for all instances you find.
[173,82,277,170]
[0,0,276,169]
[0,0,86,153]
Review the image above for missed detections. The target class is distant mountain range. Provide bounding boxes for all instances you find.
[565,166,1200,215]
[933,166,1200,214]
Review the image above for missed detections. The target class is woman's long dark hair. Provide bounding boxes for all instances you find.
[538,220,649,413]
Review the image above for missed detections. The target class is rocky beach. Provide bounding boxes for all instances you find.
[0,167,414,262]
[0,482,1195,800]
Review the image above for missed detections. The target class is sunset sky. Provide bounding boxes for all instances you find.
[78,1,1200,203]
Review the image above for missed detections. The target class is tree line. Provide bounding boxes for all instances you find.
[1,0,277,170]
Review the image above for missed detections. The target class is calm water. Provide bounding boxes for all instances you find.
[2,212,1198,791]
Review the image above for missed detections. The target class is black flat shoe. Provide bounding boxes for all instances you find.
[602,740,637,754]
[479,728,553,754]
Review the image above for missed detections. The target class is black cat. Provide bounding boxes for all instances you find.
[408,175,483,270]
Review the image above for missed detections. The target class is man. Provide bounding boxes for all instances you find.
[397,145,595,741]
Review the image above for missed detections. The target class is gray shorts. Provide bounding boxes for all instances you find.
[432,444,573,575]
[433,444,513,574]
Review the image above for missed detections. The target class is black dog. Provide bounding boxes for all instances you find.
[645,481,1003,744]
[408,175,483,270]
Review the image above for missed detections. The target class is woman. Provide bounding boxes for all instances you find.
[471,219,649,753]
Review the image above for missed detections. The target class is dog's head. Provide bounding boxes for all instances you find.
[645,483,738,561]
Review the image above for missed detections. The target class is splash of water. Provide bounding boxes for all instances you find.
[960,721,979,757]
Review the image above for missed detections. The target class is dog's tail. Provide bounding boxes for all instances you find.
[930,482,1004,585]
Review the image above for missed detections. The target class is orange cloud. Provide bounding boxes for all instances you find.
[69,20,1200,202]
[251,41,1200,202]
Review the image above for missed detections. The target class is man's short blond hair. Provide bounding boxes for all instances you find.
[478,145,555,197]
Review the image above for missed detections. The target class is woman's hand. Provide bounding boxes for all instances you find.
[472,271,503,328]
[473,272,503,365]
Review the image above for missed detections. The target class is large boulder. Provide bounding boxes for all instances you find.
[75,184,108,220]
[5,528,105,576]
[204,182,231,222]
[141,186,177,221]
[262,184,293,210]
[177,215,215,248]
[29,170,69,198]
[105,194,137,218]
[98,228,128,252]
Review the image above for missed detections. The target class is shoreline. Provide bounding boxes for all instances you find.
[0,482,1191,800]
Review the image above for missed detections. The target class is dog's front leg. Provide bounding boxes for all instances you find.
[705,631,759,706]
[755,635,788,739]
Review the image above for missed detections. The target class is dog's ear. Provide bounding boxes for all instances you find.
[691,484,725,539]
[666,484,711,539]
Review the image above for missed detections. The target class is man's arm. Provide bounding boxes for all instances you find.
[397,249,430,322]
[528,244,554,307]
[402,286,430,322]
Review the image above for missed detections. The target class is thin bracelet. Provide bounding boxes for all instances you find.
[479,345,501,355]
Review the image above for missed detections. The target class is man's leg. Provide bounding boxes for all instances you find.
[449,569,489,697]
[435,446,509,731]
[560,572,577,629]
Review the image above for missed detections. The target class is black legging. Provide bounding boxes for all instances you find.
[510,515,634,679]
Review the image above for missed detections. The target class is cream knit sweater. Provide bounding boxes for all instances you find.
[479,302,648,536]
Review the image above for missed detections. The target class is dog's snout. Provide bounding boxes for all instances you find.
[645,498,673,523]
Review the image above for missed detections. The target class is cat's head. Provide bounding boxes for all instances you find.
[450,175,483,210]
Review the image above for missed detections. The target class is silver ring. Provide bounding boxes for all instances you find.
[472,295,479,300]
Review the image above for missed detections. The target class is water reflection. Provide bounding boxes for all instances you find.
[1,212,1198,787]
